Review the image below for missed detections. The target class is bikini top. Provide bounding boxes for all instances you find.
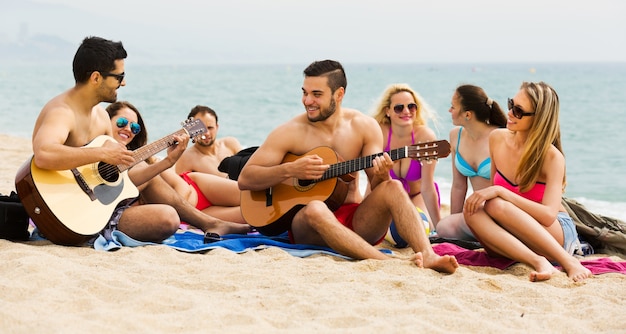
[454,127,491,179]
[493,169,546,203]
[385,126,421,182]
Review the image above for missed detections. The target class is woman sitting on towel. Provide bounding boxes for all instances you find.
[436,84,507,240]
[106,101,249,229]
[463,82,592,282]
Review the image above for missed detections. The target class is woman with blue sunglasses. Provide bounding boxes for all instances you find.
[106,101,250,235]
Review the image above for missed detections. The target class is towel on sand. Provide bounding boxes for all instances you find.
[432,242,626,275]
[91,230,626,275]
[93,230,389,260]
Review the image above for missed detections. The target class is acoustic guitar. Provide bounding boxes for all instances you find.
[15,119,206,246]
[240,140,450,236]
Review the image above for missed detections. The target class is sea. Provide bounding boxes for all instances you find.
[1,62,625,220]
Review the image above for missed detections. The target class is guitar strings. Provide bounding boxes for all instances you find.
[86,128,195,181]
[315,141,445,183]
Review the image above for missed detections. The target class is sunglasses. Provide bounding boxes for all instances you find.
[507,98,535,119]
[392,103,418,114]
[116,117,141,135]
[102,71,125,84]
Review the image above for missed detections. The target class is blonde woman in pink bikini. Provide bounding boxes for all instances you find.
[371,84,440,231]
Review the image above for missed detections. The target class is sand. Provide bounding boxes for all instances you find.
[1,134,625,333]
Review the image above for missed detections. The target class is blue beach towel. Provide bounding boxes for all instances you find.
[93,230,391,259]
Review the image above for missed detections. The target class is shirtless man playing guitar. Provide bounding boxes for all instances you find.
[238,60,458,274]
[19,36,245,245]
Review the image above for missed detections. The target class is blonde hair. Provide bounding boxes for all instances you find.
[516,81,565,192]
[372,83,437,129]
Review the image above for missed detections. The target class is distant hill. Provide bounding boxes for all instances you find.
[0,34,75,65]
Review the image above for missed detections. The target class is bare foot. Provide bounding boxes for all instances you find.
[562,258,594,282]
[529,259,558,282]
[410,252,424,268]
[423,254,459,274]
[205,220,251,236]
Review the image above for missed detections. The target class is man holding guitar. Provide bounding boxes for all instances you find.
[18,36,242,245]
[238,60,458,274]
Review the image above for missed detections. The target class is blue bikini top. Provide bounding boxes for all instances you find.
[454,127,491,179]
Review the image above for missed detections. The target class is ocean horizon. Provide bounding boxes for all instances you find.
[1,61,624,220]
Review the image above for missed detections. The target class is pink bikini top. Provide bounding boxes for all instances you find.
[385,127,422,184]
[493,169,546,203]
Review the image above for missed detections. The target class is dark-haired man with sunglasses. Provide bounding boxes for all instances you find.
[20,36,194,245]
[32,36,130,164]
[238,59,458,274]
[16,37,149,245]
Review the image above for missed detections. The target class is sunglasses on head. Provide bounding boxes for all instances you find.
[392,103,418,114]
[116,117,141,135]
[507,98,535,119]
[101,71,125,84]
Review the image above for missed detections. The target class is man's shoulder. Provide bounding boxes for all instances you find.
[220,136,242,148]
[342,108,378,128]
[271,114,308,133]
[342,107,365,116]
[40,92,72,114]
[181,146,205,158]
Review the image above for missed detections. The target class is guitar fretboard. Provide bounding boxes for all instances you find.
[117,129,187,172]
[313,140,448,183]
[315,147,407,182]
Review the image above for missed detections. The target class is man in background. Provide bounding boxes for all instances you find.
[175,105,242,177]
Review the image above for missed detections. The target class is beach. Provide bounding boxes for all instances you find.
[1,133,626,333]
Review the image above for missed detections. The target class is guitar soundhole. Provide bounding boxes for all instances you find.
[293,178,316,192]
[98,163,120,183]
[297,179,313,187]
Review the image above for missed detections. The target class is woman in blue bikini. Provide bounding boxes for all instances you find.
[436,85,507,240]
[371,84,441,230]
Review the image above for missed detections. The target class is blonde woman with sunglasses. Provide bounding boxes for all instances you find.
[371,84,441,230]
[463,82,592,282]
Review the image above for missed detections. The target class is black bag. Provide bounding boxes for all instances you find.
[0,191,30,241]
[218,146,259,180]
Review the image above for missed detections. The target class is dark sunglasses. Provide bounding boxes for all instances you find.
[507,98,535,119]
[102,72,125,84]
[116,117,141,135]
[392,103,418,114]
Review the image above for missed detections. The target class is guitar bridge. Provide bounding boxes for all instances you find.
[71,168,97,201]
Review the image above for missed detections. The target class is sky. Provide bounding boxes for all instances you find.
[1,0,625,64]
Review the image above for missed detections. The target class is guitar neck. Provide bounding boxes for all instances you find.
[316,147,408,182]
[117,129,187,172]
